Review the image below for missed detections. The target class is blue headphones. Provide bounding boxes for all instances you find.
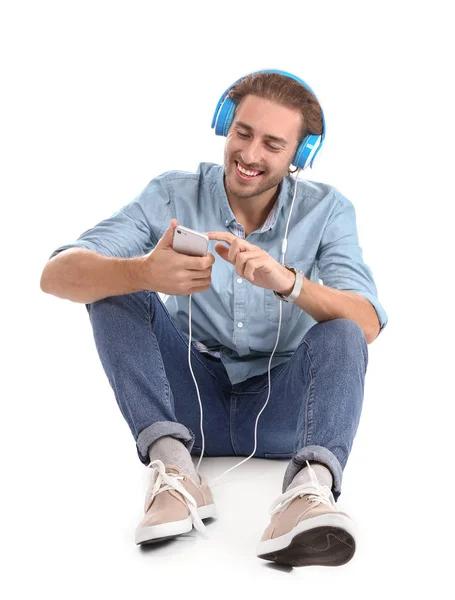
[211,69,326,170]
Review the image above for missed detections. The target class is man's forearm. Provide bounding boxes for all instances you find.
[40,248,145,304]
[280,272,380,344]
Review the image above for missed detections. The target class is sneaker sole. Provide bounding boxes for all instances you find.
[256,512,357,567]
[135,502,216,545]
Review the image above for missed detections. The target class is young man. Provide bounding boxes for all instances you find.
[40,71,388,567]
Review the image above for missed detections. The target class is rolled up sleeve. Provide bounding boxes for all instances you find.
[49,178,171,260]
[317,194,388,334]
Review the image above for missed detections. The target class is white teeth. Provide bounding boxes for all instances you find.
[237,162,261,177]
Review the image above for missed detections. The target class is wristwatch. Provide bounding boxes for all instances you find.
[273,265,304,303]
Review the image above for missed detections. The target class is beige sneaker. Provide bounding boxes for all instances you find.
[256,462,357,567]
[135,459,216,545]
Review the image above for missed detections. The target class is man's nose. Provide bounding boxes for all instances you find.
[241,140,262,167]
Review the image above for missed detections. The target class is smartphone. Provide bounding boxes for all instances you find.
[172,225,209,257]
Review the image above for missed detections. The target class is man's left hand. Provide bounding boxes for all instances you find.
[206,232,295,294]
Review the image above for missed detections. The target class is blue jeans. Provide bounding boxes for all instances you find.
[85,291,368,501]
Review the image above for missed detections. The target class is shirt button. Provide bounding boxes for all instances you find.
[225,219,229,225]
[237,278,242,284]
[237,322,243,328]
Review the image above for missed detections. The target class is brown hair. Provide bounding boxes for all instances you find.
[227,72,324,172]
[228,73,322,142]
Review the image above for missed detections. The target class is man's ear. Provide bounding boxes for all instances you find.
[288,138,301,175]
[287,164,298,176]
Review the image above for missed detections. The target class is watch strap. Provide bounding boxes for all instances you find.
[273,265,304,303]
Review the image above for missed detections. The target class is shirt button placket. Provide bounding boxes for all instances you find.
[233,271,248,355]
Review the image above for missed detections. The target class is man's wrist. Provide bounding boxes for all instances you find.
[276,268,296,296]
[125,256,147,293]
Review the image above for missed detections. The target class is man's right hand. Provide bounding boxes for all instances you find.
[135,219,215,295]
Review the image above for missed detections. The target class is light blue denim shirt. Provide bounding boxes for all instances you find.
[50,162,388,385]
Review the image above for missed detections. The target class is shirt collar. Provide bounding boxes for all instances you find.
[214,164,292,232]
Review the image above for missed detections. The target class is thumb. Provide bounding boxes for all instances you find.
[159,218,179,247]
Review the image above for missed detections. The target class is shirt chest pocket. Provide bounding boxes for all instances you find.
[264,261,313,323]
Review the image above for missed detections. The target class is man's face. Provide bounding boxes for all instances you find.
[223,94,302,201]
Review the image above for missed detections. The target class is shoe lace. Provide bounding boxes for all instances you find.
[268,460,336,516]
[146,459,208,537]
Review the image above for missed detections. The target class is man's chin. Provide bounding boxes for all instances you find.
[226,174,263,199]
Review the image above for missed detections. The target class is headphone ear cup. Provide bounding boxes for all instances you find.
[292,139,308,170]
[292,134,321,170]
[215,97,237,136]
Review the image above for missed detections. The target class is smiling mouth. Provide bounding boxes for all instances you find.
[235,161,264,180]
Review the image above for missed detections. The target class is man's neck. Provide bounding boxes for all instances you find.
[224,179,280,236]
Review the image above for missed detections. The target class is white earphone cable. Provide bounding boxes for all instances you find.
[187,168,302,486]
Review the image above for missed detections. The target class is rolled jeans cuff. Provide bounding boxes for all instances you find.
[282,445,343,502]
[136,421,196,465]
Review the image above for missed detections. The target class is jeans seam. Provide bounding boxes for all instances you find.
[230,394,239,455]
[295,338,315,450]
[146,291,173,412]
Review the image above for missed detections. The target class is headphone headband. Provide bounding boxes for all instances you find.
[211,69,326,170]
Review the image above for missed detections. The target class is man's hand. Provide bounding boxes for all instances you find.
[139,219,215,295]
[206,231,295,294]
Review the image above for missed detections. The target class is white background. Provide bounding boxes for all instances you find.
[1,0,453,597]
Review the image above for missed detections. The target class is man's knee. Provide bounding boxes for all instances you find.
[307,318,367,354]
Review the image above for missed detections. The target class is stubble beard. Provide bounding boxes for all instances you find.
[224,156,285,201]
